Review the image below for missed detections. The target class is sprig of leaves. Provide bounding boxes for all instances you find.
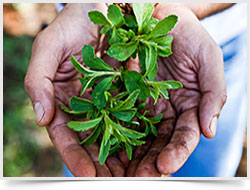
[60,3,182,165]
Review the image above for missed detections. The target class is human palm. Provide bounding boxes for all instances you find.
[126,4,227,177]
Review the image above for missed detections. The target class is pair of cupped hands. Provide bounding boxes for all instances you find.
[24,3,227,177]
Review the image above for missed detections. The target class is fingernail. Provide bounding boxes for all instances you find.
[209,116,217,136]
[34,102,44,123]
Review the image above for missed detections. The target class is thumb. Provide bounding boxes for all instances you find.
[24,31,61,126]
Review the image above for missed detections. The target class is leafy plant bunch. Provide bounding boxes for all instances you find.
[60,3,182,165]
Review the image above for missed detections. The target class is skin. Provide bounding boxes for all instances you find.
[25,3,227,177]
[126,4,227,177]
[24,3,125,177]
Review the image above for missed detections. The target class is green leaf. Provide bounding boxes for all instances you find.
[82,45,113,71]
[152,84,160,104]
[70,56,94,75]
[132,3,154,33]
[144,44,158,80]
[125,143,133,160]
[124,14,137,28]
[110,108,137,122]
[160,88,169,99]
[79,124,102,145]
[127,138,146,146]
[149,113,163,124]
[147,15,178,39]
[88,11,111,26]
[122,70,150,100]
[111,91,128,101]
[59,104,87,115]
[92,77,114,109]
[147,80,183,89]
[99,138,111,165]
[112,89,140,111]
[138,45,147,73]
[107,4,125,27]
[108,27,123,45]
[150,124,158,136]
[137,102,146,110]
[68,117,102,132]
[143,17,159,34]
[100,25,111,34]
[69,96,94,112]
[107,42,138,61]
[151,35,173,57]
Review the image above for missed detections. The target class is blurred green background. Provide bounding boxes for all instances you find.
[3,3,247,177]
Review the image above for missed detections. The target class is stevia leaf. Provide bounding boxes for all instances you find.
[127,138,146,146]
[88,11,111,26]
[79,124,102,145]
[149,113,163,124]
[137,102,146,110]
[127,29,136,39]
[91,76,114,109]
[68,117,102,132]
[143,17,159,34]
[109,141,121,154]
[160,88,169,99]
[99,137,111,165]
[107,42,138,61]
[70,56,94,75]
[108,27,123,45]
[144,44,158,80]
[147,80,183,89]
[147,15,178,39]
[122,70,150,100]
[110,108,137,122]
[69,96,94,112]
[138,45,147,73]
[112,89,140,111]
[151,35,173,57]
[111,91,128,101]
[150,124,158,136]
[100,25,111,34]
[103,115,113,145]
[59,104,87,115]
[78,76,96,96]
[132,3,154,33]
[124,14,137,28]
[82,45,113,71]
[117,28,128,37]
[152,84,160,105]
[125,143,133,160]
[107,4,125,27]
[110,137,117,145]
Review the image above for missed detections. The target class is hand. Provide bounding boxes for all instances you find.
[126,4,227,177]
[24,3,125,177]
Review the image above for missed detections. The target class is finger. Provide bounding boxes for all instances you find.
[126,56,141,72]
[198,44,227,138]
[46,104,96,177]
[157,108,200,175]
[25,29,63,126]
[84,143,112,177]
[106,155,125,177]
[135,119,175,177]
[126,137,153,177]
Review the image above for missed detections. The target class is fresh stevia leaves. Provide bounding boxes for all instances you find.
[125,143,133,160]
[112,89,140,111]
[59,104,87,115]
[69,96,94,112]
[127,29,136,39]
[109,27,123,45]
[88,11,111,26]
[68,117,102,132]
[107,4,125,27]
[143,17,159,34]
[122,70,150,100]
[149,113,163,124]
[79,124,102,145]
[92,76,114,109]
[159,88,169,99]
[127,138,145,146]
[124,14,137,28]
[138,45,147,73]
[103,117,113,145]
[110,108,137,122]
[150,124,158,136]
[111,91,128,101]
[107,41,138,61]
[71,56,94,75]
[132,3,154,33]
[99,137,111,165]
[100,25,111,34]
[144,44,158,81]
[82,45,113,71]
[147,80,183,89]
[151,35,173,57]
[147,15,178,39]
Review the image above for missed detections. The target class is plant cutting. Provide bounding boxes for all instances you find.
[60,3,182,165]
